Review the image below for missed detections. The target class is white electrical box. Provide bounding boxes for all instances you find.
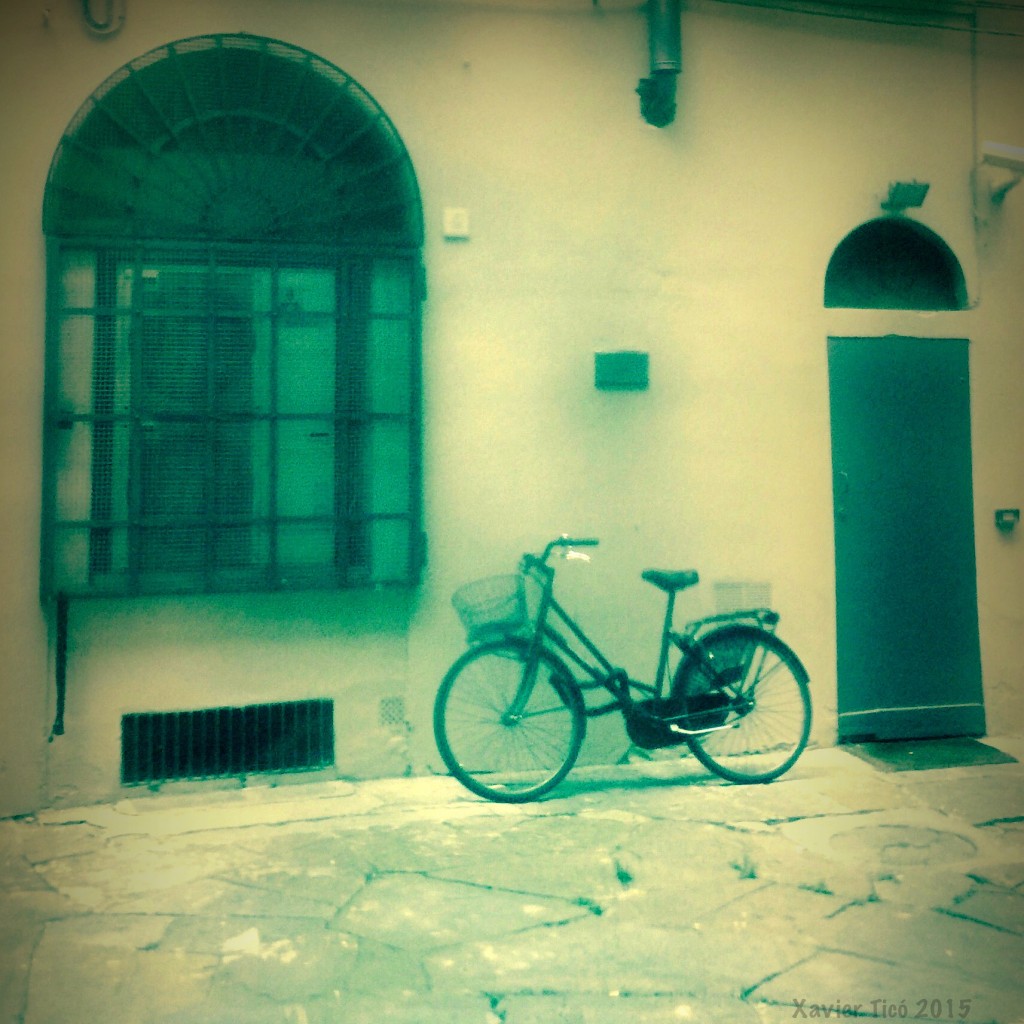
[443,207,470,240]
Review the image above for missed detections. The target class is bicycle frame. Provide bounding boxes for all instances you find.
[511,551,667,721]
[510,544,781,731]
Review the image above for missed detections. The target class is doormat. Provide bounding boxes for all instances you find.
[844,738,1018,772]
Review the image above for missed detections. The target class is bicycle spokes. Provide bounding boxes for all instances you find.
[434,640,585,802]
[675,624,811,784]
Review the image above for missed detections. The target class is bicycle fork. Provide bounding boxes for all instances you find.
[505,651,541,723]
[504,577,556,721]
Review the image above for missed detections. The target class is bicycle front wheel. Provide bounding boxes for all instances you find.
[674,624,811,784]
[433,639,585,803]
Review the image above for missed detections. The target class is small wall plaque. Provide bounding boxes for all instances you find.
[595,350,649,391]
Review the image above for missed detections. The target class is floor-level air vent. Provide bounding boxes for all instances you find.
[121,699,334,785]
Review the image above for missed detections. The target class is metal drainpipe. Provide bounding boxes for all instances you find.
[638,0,682,128]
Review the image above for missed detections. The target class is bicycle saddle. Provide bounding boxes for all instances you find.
[641,569,699,593]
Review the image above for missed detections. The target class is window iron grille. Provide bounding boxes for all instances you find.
[44,246,422,596]
[41,34,424,599]
[43,34,423,247]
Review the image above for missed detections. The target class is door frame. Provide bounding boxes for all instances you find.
[828,334,985,742]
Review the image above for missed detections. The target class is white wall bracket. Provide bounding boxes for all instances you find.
[980,141,1024,204]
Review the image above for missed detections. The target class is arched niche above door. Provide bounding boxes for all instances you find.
[824,217,967,311]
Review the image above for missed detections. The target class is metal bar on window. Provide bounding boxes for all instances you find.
[89,250,118,578]
[127,247,144,593]
[333,262,348,579]
[122,63,218,201]
[268,259,280,584]
[204,253,216,590]
[410,261,426,579]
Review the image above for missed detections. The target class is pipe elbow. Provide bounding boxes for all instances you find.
[639,0,681,127]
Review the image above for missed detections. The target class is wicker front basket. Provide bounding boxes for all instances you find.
[451,574,529,641]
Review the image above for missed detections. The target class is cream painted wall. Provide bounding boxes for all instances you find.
[0,0,1021,812]
[970,15,1024,734]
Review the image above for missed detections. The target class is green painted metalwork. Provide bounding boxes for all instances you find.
[41,36,424,598]
[43,34,423,246]
[829,336,984,741]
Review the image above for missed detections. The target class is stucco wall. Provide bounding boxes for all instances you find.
[0,0,1021,813]
[970,15,1024,736]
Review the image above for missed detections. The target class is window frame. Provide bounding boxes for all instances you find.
[42,237,424,598]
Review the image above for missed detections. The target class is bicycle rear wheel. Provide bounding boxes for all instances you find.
[433,639,586,803]
[673,624,811,784]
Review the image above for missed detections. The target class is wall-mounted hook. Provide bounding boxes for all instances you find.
[81,0,126,36]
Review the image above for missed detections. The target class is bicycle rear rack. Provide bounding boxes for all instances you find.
[677,607,779,640]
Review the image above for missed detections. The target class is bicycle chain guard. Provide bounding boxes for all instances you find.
[625,699,689,748]
[625,692,732,749]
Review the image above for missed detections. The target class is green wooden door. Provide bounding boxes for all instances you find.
[828,336,984,741]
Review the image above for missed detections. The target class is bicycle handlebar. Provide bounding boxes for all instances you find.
[536,535,600,565]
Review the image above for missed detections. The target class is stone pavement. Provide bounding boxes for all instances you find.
[2,739,1023,1024]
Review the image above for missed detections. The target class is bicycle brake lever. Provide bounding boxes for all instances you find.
[565,550,591,562]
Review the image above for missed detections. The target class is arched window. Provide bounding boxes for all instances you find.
[42,35,424,597]
[824,218,966,311]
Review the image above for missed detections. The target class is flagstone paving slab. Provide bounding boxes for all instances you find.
[215,927,359,1002]
[346,936,431,996]
[0,920,39,1024]
[942,884,1024,934]
[333,872,594,950]
[502,992,766,1023]
[157,991,497,1024]
[425,916,718,997]
[825,897,1024,989]
[900,770,1024,826]
[24,923,215,1024]
[430,815,636,901]
[747,948,1021,1023]
[315,818,496,875]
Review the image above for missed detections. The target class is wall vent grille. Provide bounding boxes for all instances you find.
[713,581,772,615]
[378,696,407,729]
[121,699,334,785]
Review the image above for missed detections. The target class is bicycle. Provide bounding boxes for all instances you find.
[433,536,812,803]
